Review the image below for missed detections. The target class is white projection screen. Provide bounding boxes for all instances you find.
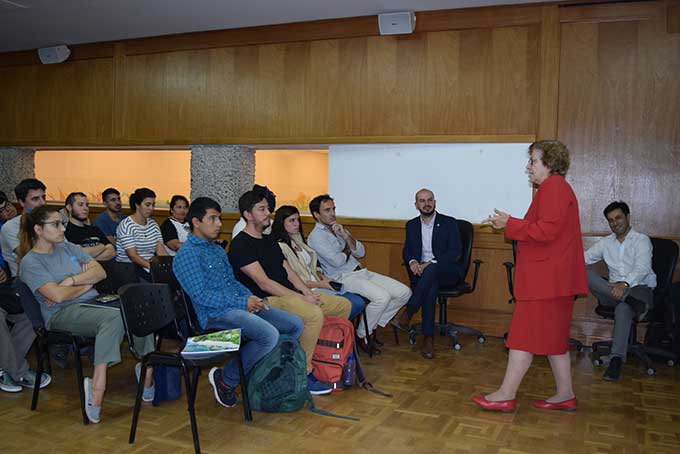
[328,143,533,222]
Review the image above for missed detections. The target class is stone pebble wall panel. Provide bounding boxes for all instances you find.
[0,147,35,200]
[190,145,255,212]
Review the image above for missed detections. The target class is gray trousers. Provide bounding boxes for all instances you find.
[0,307,35,381]
[587,267,653,360]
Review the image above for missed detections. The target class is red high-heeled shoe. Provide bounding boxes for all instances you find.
[471,395,516,413]
[532,397,577,411]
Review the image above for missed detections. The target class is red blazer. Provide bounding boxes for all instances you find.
[505,175,588,301]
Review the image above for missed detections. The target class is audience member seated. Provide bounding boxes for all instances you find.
[397,188,464,360]
[64,192,115,262]
[18,206,155,424]
[307,194,411,352]
[585,201,656,381]
[0,178,47,277]
[228,190,350,395]
[1,260,51,393]
[93,188,126,245]
[115,187,168,281]
[0,190,18,266]
[231,184,275,238]
[173,197,304,408]
[270,205,365,320]
[160,195,190,256]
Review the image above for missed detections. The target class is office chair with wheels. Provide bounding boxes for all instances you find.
[591,237,679,375]
[393,219,484,350]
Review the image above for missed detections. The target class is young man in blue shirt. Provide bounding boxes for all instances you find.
[173,197,303,407]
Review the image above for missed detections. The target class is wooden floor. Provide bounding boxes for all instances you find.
[2,329,680,454]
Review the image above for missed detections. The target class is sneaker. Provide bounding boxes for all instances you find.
[83,377,101,424]
[16,370,51,389]
[134,362,155,403]
[307,373,333,396]
[208,367,237,407]
[603,356,623,382]
[0,373,22,393]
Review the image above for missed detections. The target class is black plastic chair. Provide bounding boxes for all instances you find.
[394,219,484,350]
[17,280,94,425]
[118,283,252,454]
[591,237,679,375]
[502,241,585,352]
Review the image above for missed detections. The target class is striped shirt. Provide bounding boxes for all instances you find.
[115,216,163,263]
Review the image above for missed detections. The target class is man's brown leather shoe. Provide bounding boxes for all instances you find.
[421,335,434,359]
[394,310,411,331]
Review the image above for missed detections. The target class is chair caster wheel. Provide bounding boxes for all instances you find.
[477,336,485,344]
[667,359,675,367]
[646,367,656,376]
[453,343,462,351]
[593,359,603,366]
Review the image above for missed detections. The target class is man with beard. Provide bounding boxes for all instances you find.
[396,188,464,359]
[307,194,411,354]
[65,192,115,261]
[93,188,126,245]
[228,190,350,395]
[585,201,656,381]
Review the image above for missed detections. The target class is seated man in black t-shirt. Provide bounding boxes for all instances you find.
[228,190,350,395]
[64,192,115,262]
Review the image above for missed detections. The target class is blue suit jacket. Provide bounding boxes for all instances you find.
[402,212,464,282]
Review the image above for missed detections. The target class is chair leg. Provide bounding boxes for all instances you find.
[182,365,201,454]
[362,311,373,358]
[392,325,400,345]
[73,341,89,425]
[237,353,253,422]
[31,338,44,411]
[129,360,147,444]
[438,297,447,334]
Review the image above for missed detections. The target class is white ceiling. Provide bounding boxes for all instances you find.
[1,0,548,53]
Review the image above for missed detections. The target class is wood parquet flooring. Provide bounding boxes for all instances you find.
[2,329,680,454]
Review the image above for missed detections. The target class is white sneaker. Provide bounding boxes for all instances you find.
[135,362,155,403]
[83,377,101,423]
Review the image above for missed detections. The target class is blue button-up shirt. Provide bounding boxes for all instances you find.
[173,233,251,329]
[307,222,366,281]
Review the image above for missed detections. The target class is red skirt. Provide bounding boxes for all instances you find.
[505,296,575,355]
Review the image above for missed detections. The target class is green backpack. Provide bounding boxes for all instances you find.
[246,335,311,412]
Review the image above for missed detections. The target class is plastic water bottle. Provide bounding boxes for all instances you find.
[342,353,355,387]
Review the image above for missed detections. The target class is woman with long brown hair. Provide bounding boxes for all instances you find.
[18,206,155,424]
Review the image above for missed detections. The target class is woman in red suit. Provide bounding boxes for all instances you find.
[472,140,588,412]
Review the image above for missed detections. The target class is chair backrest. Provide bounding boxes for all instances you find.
[651,237,679,296]
[118,283,179,348]
[179,289,203,336]
[11,280,45,330]
[456,219,474,276]
[149,256,179,291]
[96,260,138,294]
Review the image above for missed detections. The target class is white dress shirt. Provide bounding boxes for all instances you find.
[584,228,656,288]
[420,213,436,263]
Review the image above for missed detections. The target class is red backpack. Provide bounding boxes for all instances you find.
[312,316,355,392]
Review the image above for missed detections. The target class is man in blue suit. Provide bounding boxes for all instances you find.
[397,189,464,359]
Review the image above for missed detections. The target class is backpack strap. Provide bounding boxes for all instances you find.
[306,398,360,422]
[353,342,393,398]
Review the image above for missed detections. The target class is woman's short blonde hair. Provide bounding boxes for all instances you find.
[530,140,570,176]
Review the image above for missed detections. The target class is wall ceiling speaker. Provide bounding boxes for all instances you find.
[378,11,416,35]
[38,45,71,64]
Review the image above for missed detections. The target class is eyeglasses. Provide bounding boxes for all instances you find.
[528,158,541,166]
[41,220,68,228]
[0,202,10,213]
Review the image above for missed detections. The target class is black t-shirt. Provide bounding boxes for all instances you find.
[65,222,110,247]
[228,232,297,298]
[160,218,179,243]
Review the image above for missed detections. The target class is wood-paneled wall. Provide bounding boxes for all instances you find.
[6,0,680,341]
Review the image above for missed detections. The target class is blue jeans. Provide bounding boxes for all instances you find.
[314,289,365,320]
[206,307,303,387]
